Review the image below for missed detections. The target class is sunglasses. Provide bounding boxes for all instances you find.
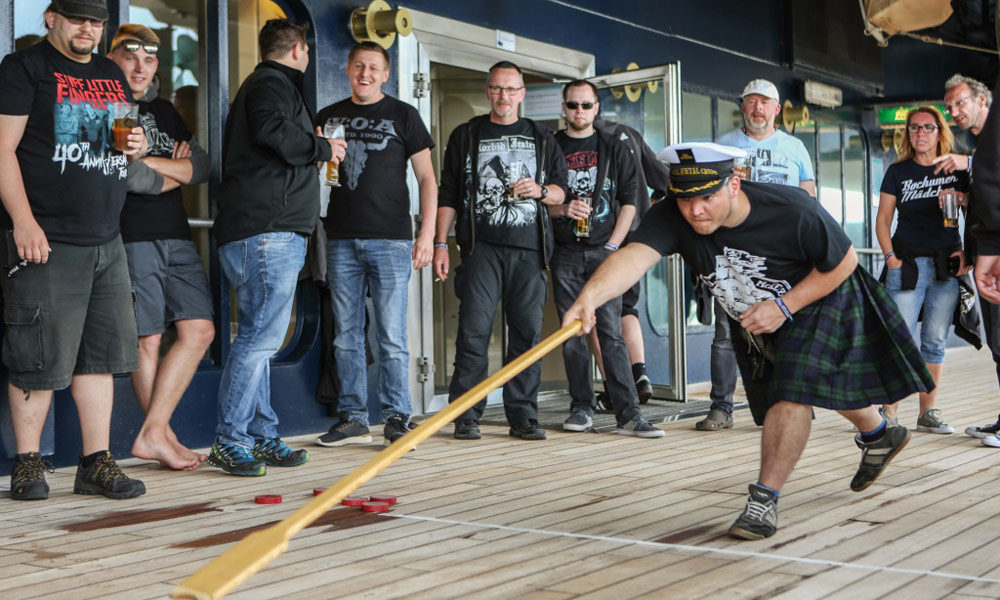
[114,40,159,54]
[564,101,595,110]
[57,12,106,27]
[907,123,939,133]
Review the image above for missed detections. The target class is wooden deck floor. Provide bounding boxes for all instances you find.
[3,345,1000,600]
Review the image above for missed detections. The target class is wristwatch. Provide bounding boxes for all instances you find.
[539,186,548,200]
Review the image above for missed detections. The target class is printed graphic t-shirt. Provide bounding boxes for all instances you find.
[631,182,851,321]
[474,119,539,251]
[120,96,194,242]
[315,95,434,240]
[554,131,617,247]
[716,128,814,187]
[0,40,132,245]
[879,159,967,250]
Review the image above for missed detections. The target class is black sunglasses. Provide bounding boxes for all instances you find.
[114,40,159,54]
[564,101,595,110]
[57,12,106,27]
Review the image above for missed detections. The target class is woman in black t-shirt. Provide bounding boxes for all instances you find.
[876,106,968,435]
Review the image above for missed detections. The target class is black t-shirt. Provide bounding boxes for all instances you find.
[120,96,193,242]
[632,182,852,320]
[474,119,540,251]
[0,40,132,245]
[315,95,433,240]
[554,131,611,247]
[879,159,967,250]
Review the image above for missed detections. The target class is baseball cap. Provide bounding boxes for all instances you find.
[657,142,747,199]
[741,79,779,102]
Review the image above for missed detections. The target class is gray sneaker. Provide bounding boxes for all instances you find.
[916,409,954,434]
[316,420,373,447]
[695,408,733,431]
[563,409,594,432]
[851,425,910,492]
[617,416,665,438]
[729,483,778,540]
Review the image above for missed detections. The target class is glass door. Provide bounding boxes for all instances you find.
[588,64,687,401]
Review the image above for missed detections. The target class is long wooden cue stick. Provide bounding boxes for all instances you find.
[171,320,582,600]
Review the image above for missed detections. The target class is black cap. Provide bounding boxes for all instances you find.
[49,0,109,22]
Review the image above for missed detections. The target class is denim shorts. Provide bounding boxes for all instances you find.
[125,239,214,336]
[885,257,959,364]
[0,232,139,390]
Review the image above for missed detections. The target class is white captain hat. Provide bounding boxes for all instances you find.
[657,142,747,198]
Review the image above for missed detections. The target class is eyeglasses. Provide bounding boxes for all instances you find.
[113,40,160,54]
[564,101,595,110]
[487,85,523,96]
[57,12,106,28]
[907,123,940,133]
[944,95,973,114]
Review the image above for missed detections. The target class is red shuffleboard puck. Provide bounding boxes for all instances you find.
[342,496,368,506]
[255,494,282,504]
[362,501,390,512]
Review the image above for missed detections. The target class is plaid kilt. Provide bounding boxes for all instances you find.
[733,267,935,424]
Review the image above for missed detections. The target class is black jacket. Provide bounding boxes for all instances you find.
[214,61,333,245]
[594,118,671,226]
[438,115,568,267]
[971,75,1000,254]
[552,128,639,247]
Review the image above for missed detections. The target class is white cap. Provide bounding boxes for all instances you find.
[656,142,747,165]
[741,78,780,102]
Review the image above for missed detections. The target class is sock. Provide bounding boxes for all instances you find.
[632,362,647,381]
[860,419,887,443]
[80,450,107,468]
[754,482,780,498]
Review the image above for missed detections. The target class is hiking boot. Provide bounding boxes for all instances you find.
[74,451,146,499]
[563,408,594,432]
[253,437,308,467]
[981,433,1000,448]
[316,420,372,447]
[635,375,653,404]
[509,420,547,440]
[617,416,665,438]
[595,392,614,413]
[453,421,481,440]
[850,425,910,492]
[383,415,414,446]
[916,408,954,434]
[206,443,266,476]
[965,414,1000,439]
[729,483,779,540]
[10,452,51,501]
[695,408,733,431]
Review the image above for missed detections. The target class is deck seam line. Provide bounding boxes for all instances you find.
[387,512,1000,586]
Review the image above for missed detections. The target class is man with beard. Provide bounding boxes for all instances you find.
[699,78,817,433]
[548,79,663,437]
[933,74,1000,445]
[0,0,148,500]
[433,61,567,441]
[561,142,931,539]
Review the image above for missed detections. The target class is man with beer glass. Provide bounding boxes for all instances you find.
[548,80,663,437]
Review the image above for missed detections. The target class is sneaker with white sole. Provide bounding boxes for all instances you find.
[916,409,954,434]
[729,483,778,540]
[965,414,1000,439]
[851,425,910,491]
[617,416,665,438]
[981,433,1000,447]
[563,409,594,432]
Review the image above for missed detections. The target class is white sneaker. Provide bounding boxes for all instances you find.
[981,434,1000,448]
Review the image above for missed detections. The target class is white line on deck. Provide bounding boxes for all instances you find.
[388,513,1000,586]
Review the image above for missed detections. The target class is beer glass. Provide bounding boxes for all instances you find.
[323,119,345,187]
[111,103,139,153]
[576,196,592,237]
[507,161,522,201]
[941,191,959,228]
[733,154,752,181]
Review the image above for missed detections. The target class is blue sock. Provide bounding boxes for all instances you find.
[860,419,887,443]
[754,482,780,498]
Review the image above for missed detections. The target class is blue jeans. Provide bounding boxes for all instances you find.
[328,238,412,426]
[216,232,306,447]
[885,257,959,364]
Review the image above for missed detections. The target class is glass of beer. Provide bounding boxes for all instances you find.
[507,160,523,202]
[733,154,752,181]
[576,196,592,237]
[323,119,345,187]
[941,190,960,228]
[111,103,139,153]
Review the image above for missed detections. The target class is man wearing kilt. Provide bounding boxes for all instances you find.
[561,142,934,540]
